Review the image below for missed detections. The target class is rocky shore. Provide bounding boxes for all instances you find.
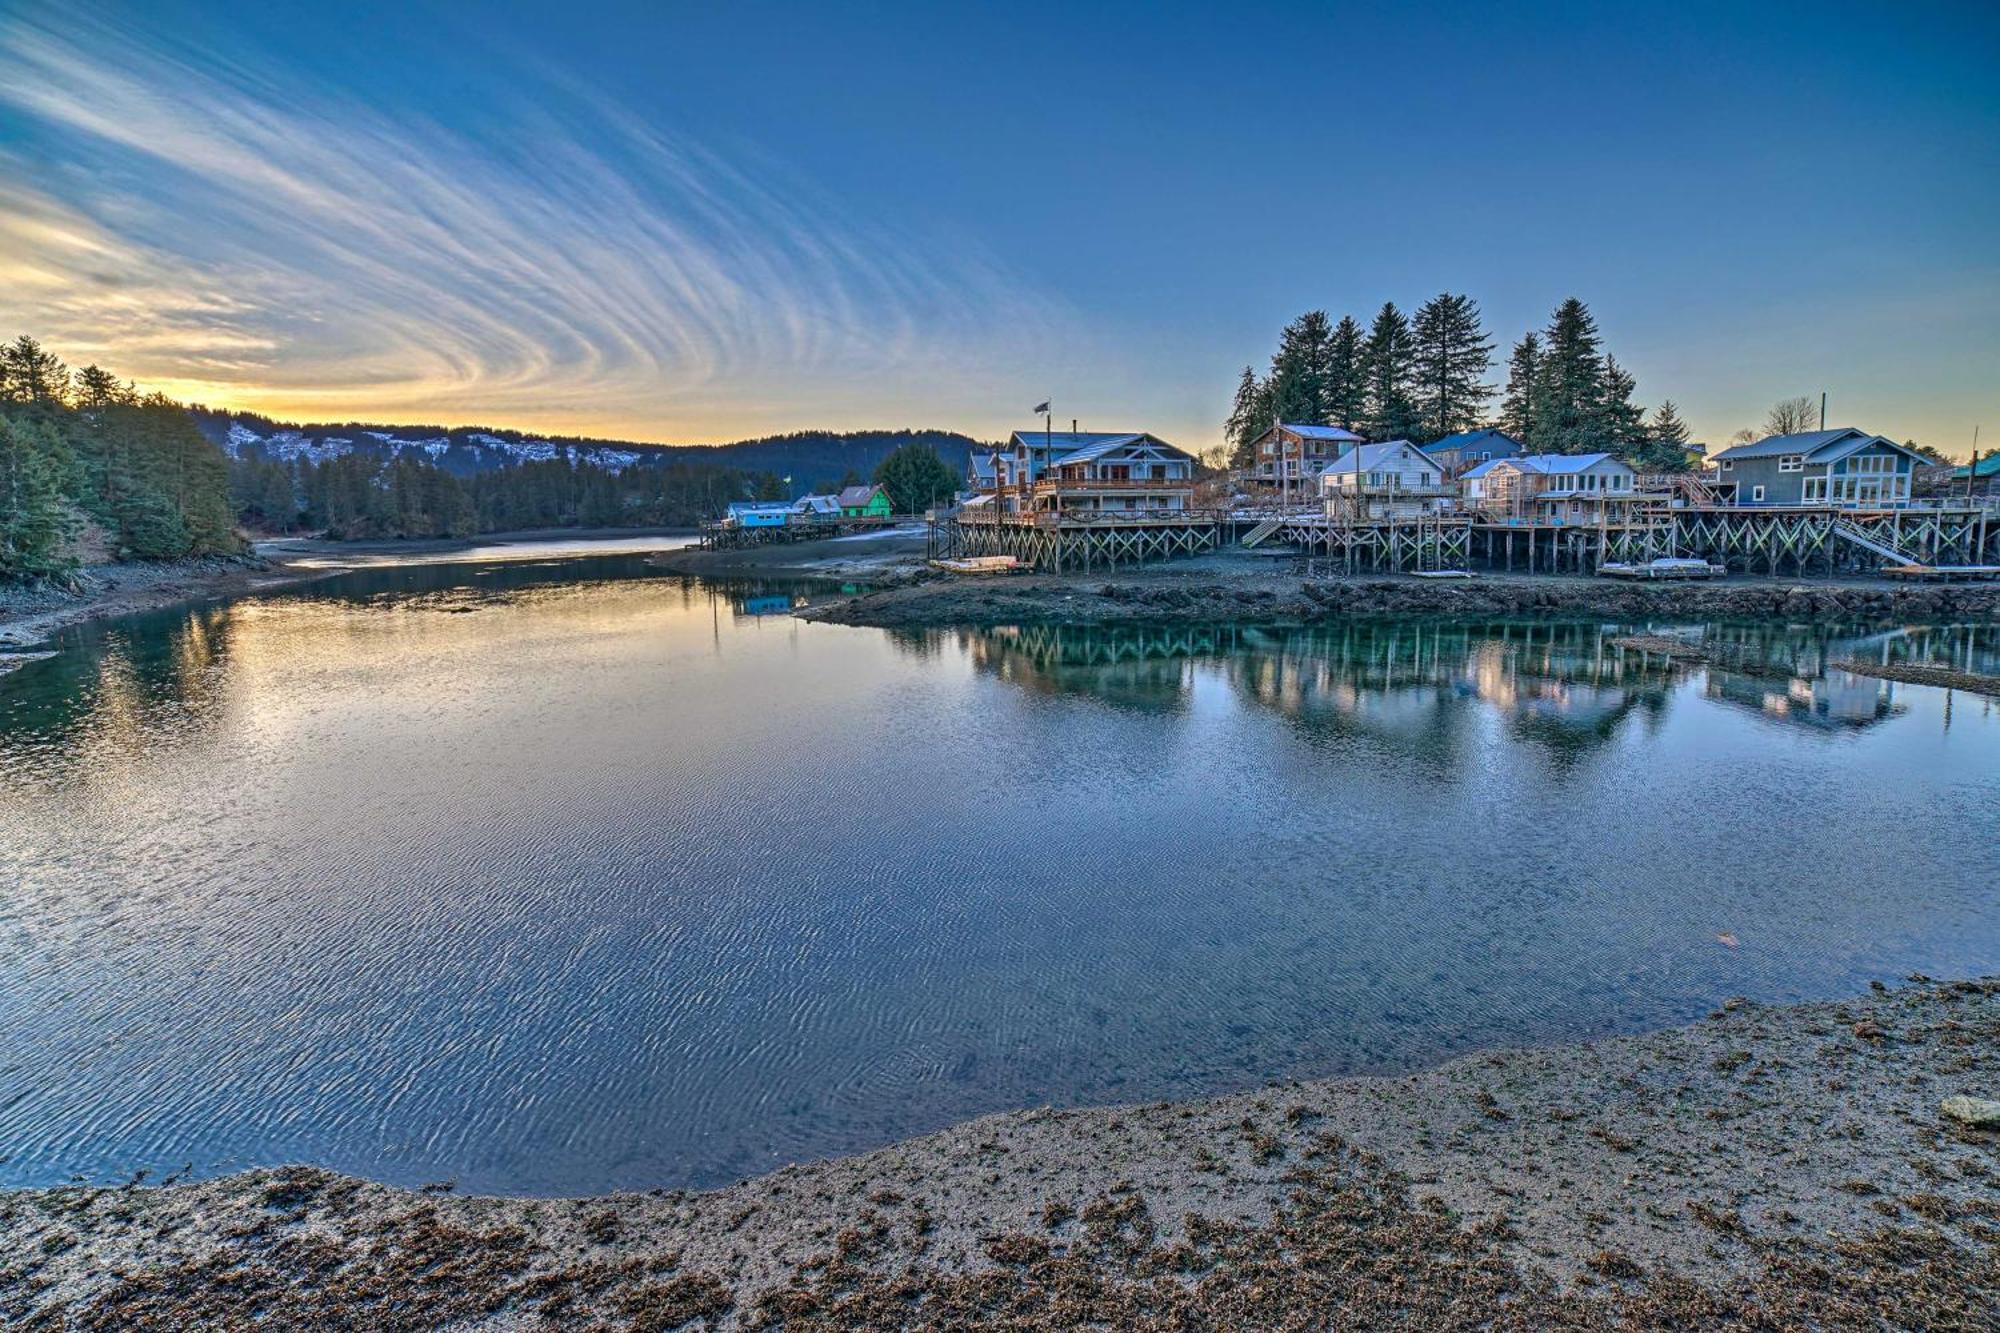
[800,562,2000,631]
[6,978,1997,1329]
[0,554,329,673]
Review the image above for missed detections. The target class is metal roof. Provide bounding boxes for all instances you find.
[1950,454,2000,478]
[1500,452,1624,475]
[1459,459,1506,480]
[1420,429,1522,455]
[1318,441,1437,475]
[836,484,885,507]
[1708,428,1902,464]
[1279,423,1364,443]
[1007,430,1144,453]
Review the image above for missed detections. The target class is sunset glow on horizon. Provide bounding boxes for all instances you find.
[2,2,1995,454]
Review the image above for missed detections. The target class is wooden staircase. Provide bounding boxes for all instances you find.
[1239,517,1284,548]
[1831,519,1922,567]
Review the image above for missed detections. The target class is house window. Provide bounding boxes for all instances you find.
[1802,476,1827,502]
[1752,484,1766,502]
[1778,454,1803,472]
[1721,459,1733,471]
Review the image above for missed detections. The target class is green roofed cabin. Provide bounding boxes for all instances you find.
[837,484,892,518]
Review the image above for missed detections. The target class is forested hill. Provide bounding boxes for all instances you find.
[192,410,986,494]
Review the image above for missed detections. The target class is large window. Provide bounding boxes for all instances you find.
[1802,476,1827,502]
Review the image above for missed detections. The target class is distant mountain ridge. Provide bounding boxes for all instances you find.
[189,408,989,494]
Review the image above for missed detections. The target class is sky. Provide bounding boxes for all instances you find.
[0,1,1995,456]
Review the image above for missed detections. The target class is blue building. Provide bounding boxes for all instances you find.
[1421,429,1524,477]
[1708,429,1925,506]
[725,500,794,528]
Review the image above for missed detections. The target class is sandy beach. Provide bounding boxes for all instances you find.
[4,977,1996,1328]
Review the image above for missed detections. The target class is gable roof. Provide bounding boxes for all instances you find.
[1006,430,1191,464]
[1460,458,1506,480]
[1319,441,1438,476]
[1421,429,1522,456]
[836,484,885,507]
[1280,423,1365,443]
[968,454,997,480]
[1950,454,2000,479]
[1007,430,1143,453]
[793,494,840,514]
[1710,428,1925,466]
[1496,452,1625,475]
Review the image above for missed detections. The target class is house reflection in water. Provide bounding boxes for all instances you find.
[929,617,2000,745]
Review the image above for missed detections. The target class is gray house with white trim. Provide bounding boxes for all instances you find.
[1709,429,1925,507]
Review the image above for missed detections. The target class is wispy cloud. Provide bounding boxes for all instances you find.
[0,16,1072,438]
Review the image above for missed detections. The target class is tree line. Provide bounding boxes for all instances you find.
[1224,296,1696,472]
[1,336,238,582]
[228,452,778,540]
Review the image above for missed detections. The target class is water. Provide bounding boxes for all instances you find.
[3,549,1997,1195]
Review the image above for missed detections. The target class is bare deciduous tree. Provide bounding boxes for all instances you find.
[1763,396,1819,437]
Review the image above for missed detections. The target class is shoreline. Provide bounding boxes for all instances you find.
[5,977,1996,1327]
[0,527,699,668]
[654,535,2000,630]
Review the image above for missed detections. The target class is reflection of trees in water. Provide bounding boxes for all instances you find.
[940,624,1221,714]
[938,615,1986,751]
[936,620,1688,756]
[2,605,235,774]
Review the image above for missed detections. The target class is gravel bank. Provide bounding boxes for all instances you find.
[6,979,1997,1328]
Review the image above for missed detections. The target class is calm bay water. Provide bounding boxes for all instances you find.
[3,547,1998,1195]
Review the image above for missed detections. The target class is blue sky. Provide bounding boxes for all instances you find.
[1,1,1995,454]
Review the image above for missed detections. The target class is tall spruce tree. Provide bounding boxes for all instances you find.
[1325,315,1366,431]
[1,336,70,407]
[1530,298,1606,453]
[1267,310,1336,426]
[1224,365,1267,468]
[1500,333,1540,441]
[1361,302,1419,441]
[1632,399,1694,472]
[1598,355,1646,452]
[0,415,74,579]
[1410,292,1495,442]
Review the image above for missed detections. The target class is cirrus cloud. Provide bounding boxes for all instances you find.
[0,15,1076,439]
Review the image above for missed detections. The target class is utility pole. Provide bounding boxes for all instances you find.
[1819,392,1827,431]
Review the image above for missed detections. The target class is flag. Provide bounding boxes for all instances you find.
[1032,401,1050,415]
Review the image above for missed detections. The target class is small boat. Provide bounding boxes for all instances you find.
[929,555,1025,575]
[1597,558,1725,580]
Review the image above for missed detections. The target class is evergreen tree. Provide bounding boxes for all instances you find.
[0,415,73,579]
[0,336,70,407]
[1325,316,1366,431]
[70,363,132,412]
[1224,365,1266,469]
[1360,302,1419,441]
[1409,292,1495,442]
[1530,298,1606,453]
[872,442,958,513]
[1266,310,1335,426]
[1500,333,1540,440]
[1598,355,1646,450]
[1630,399,1694,472]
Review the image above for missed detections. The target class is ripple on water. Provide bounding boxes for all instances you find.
[2,571,1999,1193]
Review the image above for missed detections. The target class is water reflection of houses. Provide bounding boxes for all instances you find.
[945,623,1225,713]
[935,620,1683,753]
